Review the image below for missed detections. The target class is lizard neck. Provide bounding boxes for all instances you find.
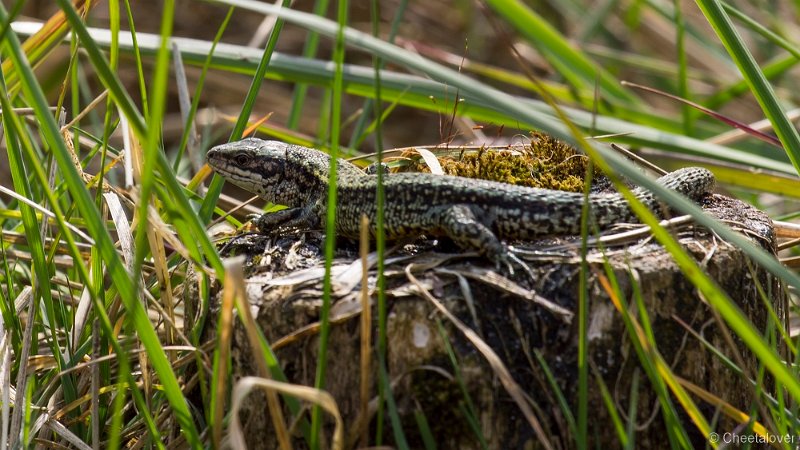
[268,144,367,207]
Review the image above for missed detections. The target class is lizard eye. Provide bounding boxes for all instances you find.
[235,152,251,166]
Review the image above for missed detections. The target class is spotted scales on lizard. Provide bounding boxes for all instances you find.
[206,138,715,265]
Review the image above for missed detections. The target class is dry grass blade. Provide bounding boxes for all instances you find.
[145,205,210,273]
[271,306,363,351]
[675,376,770,440]
[409,147,445,174]
[71,288,94,351]
[1,331,11,450]
[145,213,177,349]
[223,257,291,450]
[229,376,344,450]
[45,417,92,450]
[436,266,574,321]
[404,263,555,450]
[9,286,35,448]
[440,268,482,334]
[214,257,241,448]
[171,41,201,171]
[1,0,93,77]
[105,192,134,267]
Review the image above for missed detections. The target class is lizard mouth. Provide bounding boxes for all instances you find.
[206,153,230,179]
[206,145,242,174]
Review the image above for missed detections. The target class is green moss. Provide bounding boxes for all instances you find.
[400,131,588,192]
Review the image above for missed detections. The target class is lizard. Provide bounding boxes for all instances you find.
[206,138,715,266]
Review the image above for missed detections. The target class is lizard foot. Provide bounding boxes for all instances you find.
[436,204,536,281]
[488,245,536,281]
[506,249,536,281]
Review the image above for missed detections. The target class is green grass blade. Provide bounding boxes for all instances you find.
[201,0,800,293]
[15,20,794,175]
[482,0,640,106]
[533,350,578,437]
[311,1,347,446]
[48,1,224,279]
[674,0,692,134]
[576,162,592,450]
[593,366,629,448]
[173,6,235,171]
[594,146,800,408]
[348,0,406,147]
[286,0,330,130]
[3,1,204,445]
[198,0,293,223]
[121,0,149,116]
[701,3,800,113]
[693,0,800,174]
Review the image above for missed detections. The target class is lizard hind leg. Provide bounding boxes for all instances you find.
[436,204,511,267]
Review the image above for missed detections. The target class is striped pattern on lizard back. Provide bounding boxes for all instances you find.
[206,138,715,263]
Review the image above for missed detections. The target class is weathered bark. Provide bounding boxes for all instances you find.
[199,194,782,449]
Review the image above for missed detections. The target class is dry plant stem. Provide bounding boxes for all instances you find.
[780,256,800,268]
[777,236,800,251]
[141,288,192,347]
[0,106,57,115]
[708,108,800,145]
[436,266,573,320]
[358,215,371,448]
[0,184,93,243]
[52,346,200,388]
[4,249,76,269]
[60,129,130,206]
[774,220,800,238]
[186,176,264,217]
[610,143,668,175]
[271,309,364,350]
[91,319,100,450]
[60,89,109,132]
[593,215,694,246]
[207,194,261,228]
[145,222,176,351]
[32,128,57,426]
[1,231,93,252]
[352,142,546,163]
[404,263,555,450]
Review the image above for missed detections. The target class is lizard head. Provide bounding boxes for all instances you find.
[207,138,329,207]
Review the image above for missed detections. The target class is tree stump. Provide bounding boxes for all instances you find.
[200,192,782,449]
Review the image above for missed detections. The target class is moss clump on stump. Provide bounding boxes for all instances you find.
[400,132,588,192]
